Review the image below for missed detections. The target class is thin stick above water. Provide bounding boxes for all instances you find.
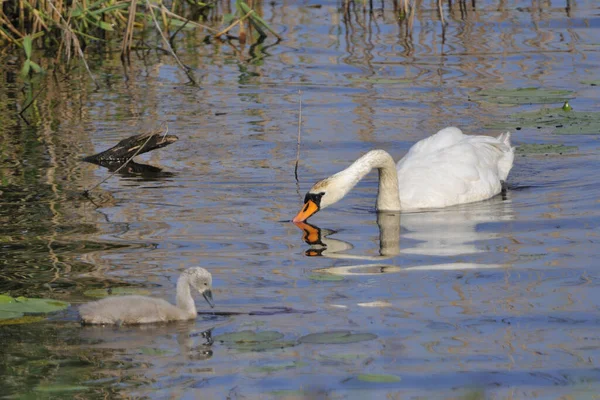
[144,0,196,85]
[294,90,303,183]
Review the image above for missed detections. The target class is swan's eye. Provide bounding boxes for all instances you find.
[204,283,208,286]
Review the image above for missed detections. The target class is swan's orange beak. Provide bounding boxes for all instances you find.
[292,199,319,223]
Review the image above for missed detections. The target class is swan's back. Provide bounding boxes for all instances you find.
[396,127,514,210]
[79,295,191,325]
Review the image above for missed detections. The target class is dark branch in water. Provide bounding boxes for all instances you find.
[82,125,178,195]
[82,127,178,164]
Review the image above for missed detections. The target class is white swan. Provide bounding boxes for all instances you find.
[293,127,514,222]
[79,267,214,325]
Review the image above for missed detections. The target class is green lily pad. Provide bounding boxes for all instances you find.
[555,120,600,135]
[215,330,284,343]
[268,390,307,397]
[321,353,370,361]
[246,361,307,373]
[34,384,89,393]
[488,107,600,135]
[299,331,377,344]
[0,295,69,320]
[233,341,297,352]
[309,274,344,282]
[357,373,401,383]
[516,143,578,155]
[580,80,600,86]
[0,310,25,321]
[475,87,574,104]
[0,295,15,303]
[215,330,295,352]
[139,347,171,356]
[83,287,151,298]
[351,77,413,85]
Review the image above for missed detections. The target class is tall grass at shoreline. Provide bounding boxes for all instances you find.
[1,0,279,82]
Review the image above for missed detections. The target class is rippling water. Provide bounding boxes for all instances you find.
[1,0,600,398]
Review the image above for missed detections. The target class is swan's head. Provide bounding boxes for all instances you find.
[293,175,351,222]
[184,267,214,308]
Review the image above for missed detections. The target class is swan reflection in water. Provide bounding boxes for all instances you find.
[79,321,215,361]
[293,195,514,275]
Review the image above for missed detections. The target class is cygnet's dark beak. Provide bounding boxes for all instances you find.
[202,289,215,308]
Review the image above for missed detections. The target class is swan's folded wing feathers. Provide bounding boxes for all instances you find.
[403,127,466,158]
[397,139,507,210]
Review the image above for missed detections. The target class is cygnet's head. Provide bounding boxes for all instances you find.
[183,267,214,308]
[293,175,350,222]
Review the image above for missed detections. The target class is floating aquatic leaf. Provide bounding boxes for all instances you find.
[215,330,284,343]
[555,120,600,135]
[475,87,574,105]
[245,361,306,373]
[308,274,344,282]
[83,287,151,298]
[34,384,89,393]
[299,331,377,344]
[0,315,46,326]
[322,353,370,361]
[356,373,401,383]
[268,390,307,397]
[233,341,297,352]
[215,330,296,352]
[0,295,69,321]
[580,80,600,86]
[0,310,24,321]
[139,347,171,356]
[516,144,578,155]
[487,107,600,135]
[350,77,413,85]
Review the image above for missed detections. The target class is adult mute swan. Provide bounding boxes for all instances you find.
[293,127,514,222]
[79,267,214,325]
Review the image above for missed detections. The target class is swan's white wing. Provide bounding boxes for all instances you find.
[397,133,513,210]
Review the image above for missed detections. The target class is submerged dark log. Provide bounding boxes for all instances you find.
[82,128,178,164]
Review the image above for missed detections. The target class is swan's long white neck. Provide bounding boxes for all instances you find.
[176,274,196,317]
[335,150,401,211]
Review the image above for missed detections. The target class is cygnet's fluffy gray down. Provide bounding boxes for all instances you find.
[79,267,214,325]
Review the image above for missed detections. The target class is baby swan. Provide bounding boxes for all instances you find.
[79,267,214,325]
